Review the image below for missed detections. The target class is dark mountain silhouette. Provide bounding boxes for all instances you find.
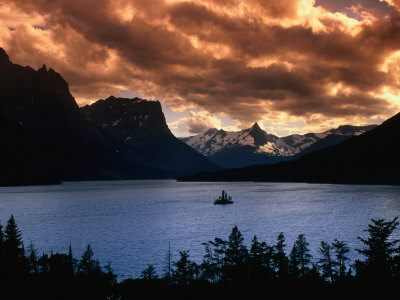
[81,97,219,176]
[181,121,376,168]
[0,111,60,186]
[0,48,169,185]
[291,125,377,158]
[179,112,400,185]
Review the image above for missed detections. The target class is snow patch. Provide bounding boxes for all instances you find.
[112,119,122,126]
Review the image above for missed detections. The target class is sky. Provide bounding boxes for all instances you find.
[1,0,400,137]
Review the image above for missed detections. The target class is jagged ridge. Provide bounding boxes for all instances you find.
[179,112,400,185]
[181,122,376,168]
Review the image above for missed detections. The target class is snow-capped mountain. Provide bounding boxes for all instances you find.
[180,113,400,185]
[180,123,376,168]
[180,123,277,156]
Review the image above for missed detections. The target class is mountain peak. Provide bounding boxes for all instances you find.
[0,48,10,65]
[249,122,264,134]
[81,95,171,137]
[38,64,47,72]
[251,122,262,131]
[204,128,219,135]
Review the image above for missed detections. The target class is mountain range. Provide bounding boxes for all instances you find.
[0,48,218,186]
[2,46,399,186]
[180,123,376,168]
[180,111,400,185]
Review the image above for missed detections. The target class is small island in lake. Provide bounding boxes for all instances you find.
[214,190,234,205]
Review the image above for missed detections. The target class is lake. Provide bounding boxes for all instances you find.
[0,180,399,279]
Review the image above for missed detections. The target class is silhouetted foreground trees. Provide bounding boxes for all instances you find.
[0,215,399,299]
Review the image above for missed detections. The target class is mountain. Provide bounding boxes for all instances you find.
[0,47,218,185]
[0,111,60,186]
[179,112,400,185]
[0,47,171,183]
[180,123,376,168]
[80,97,219,176]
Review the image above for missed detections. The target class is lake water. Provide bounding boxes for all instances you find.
[0,180,399,279]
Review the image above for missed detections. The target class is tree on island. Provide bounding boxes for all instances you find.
[214,190,234,205]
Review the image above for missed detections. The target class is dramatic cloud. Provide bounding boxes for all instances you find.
[169,111,223,134]
[1,0,400,136]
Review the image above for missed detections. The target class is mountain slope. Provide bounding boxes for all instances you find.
[81,97,220,176]
[181,123,376,168]
[0,47,167,184]
[179,112,400,185]
[0,112,60,186]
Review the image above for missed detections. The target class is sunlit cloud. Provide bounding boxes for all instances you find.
[168,111,223,135]
[1,0,400,136]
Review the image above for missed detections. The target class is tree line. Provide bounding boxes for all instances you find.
[0,215,399,299]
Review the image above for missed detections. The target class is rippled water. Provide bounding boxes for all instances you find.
[0,180,399,279]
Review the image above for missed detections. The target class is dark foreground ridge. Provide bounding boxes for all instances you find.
[1,215,399,299]
[179,111,400,185]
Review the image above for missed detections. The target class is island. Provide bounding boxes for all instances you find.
[214,190,234,205]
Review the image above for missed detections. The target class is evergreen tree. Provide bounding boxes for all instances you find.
[201,238,227,283]
[4,215,25,262]
[68,244,75,275]
[0,222,4,265]
[78,244,98,275]
[103,262,117,287]
[290,234,312,279]
[249,235,275,282]
[172,250,198,285]
[356,217,400,278]
[141,264,158,280]
[38,252,49,274]
[331,239,350,279]
[224,226,248,282]
[318,241,333,281]
[27,242,38,275]
[163,243,172,282]
[2,215,28,298]
[274,232,289,280]
[0,222,4,256]
[0,222,4,283]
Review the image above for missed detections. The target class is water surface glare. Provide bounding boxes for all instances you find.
[0,180,399,279]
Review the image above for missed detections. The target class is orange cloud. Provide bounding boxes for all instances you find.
[1,0,399,135]
[169,111,223,135]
